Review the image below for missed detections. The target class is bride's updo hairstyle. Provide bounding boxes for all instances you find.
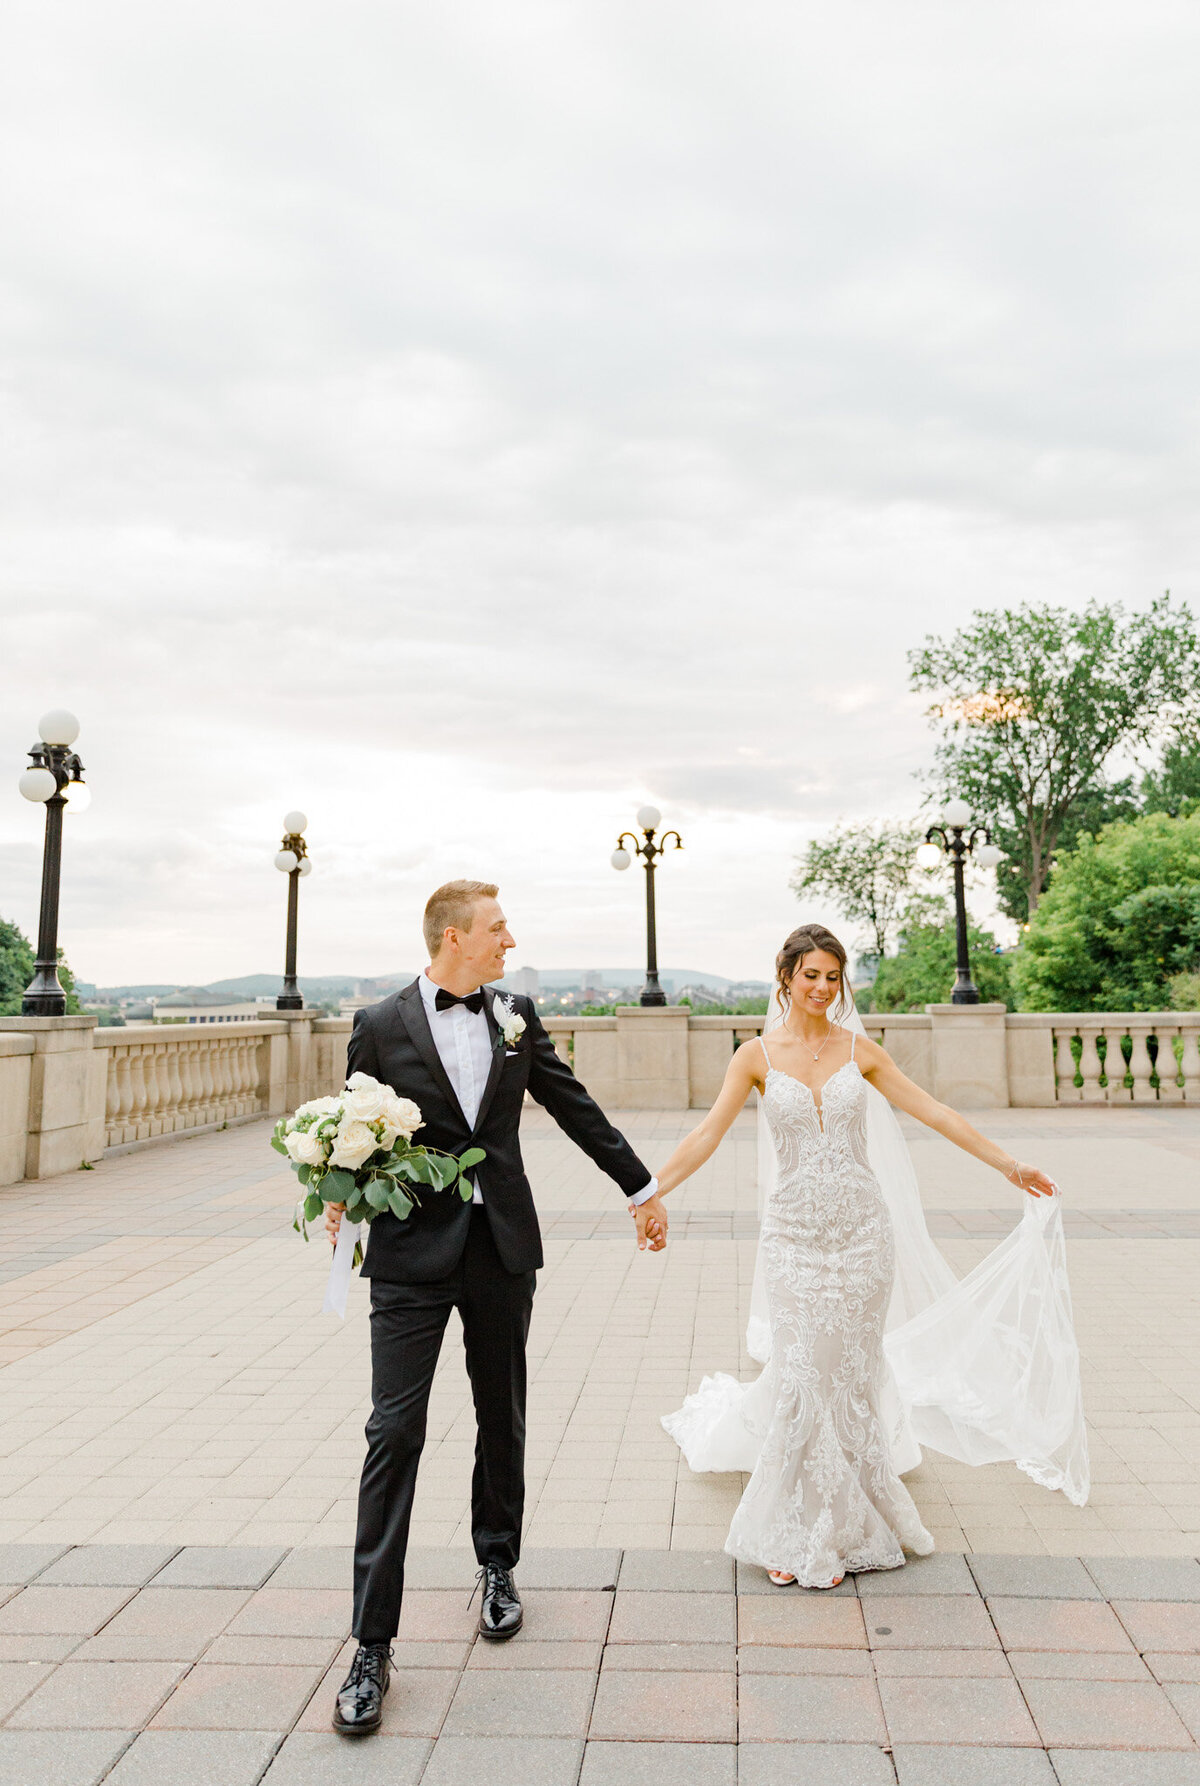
[775,924,853,1022]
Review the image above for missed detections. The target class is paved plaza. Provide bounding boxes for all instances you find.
[1,1102,1200,1776]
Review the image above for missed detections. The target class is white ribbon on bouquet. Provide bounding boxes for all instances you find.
[322,1218,363,1319]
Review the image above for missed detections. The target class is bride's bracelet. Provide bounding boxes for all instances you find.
[1003,1158,1025,1186]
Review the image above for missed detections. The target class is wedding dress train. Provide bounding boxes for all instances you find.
[662,1018,1089,1585]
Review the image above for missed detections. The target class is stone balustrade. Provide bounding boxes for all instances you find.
[0,1003,1196,1186]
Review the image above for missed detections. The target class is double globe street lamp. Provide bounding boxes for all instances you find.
[915,798,1002,1005]
[611,805,683,1007]
[273,812,312,1010]
[18,710,90,1017]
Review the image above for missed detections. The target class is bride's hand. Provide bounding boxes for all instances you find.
[325,1201,346,1245]
[1006,1161,1057,1198]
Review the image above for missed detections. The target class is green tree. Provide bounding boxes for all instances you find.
[868,898,1013,1012]
[909,597,1200,921]
[1141,735,1200,817]
[0,917,82,1016]
[1013,811,1200,1011]
[792,821,923,960]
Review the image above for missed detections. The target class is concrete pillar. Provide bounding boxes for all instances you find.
[1004,1016,1058,1107]
[571,1019,620,1109]
[925,1004,1010,1108]
[615,1005,690,1108]
[267,1010,314,1112]
[0,1014,99,1179]
[0,1034,35,1186]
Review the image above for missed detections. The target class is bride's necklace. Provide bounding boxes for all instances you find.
[784,1016,835,1062]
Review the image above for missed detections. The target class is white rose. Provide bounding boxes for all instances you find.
[342,1080,387,1123]
[329,1118,380,1171]
[384,1094,423,1140]
[286,1127,324,1166]
[296,1095,342,1120]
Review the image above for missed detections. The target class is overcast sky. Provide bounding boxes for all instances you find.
[2,1,1197,987]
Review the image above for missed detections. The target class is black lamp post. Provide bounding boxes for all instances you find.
[916,799,1002,1005]
[18,710,89,1017]
[611,805,683,1007]
[273,811,312,1010]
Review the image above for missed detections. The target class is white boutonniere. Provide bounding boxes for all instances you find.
[493,995,527,1049]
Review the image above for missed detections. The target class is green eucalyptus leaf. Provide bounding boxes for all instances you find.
[388,1187,414,1220]
[457,1147,486,1170]
[323,1169,355,1200]
[458,1179,475,1202]
[271,1135,289,1156]
[296,1162,311,1185]
[365,1179,391,1211]
[303,1191,323,1222]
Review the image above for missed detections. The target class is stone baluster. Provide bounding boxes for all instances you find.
[1180,1024,1200,1103]
[1076,1027,1105,1102]
[197,1040,214,1123]
[140,1047,161,1134]
[552,1028,573,1067]
[1053,1030,1080,1102]
[221,1038,237,1111]
[1127,1024,1158,1103]
[108,1048,128,1145]
[181,1044,200,1121]
[234,1037,253,1115]
[1157,1025,1184,1103]
[129,1047,149,1138]
[164,1044,183,1131]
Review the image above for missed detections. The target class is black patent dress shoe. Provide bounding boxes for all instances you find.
[476,1562,523,1639]
[332,1641,392,1735]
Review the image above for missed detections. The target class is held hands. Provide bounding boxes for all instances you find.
[633,1192,669,1252]
[1006,1161,1057,1198]
[325,1202,345,1245]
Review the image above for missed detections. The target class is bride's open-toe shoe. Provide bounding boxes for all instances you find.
[767,1569,796,1586]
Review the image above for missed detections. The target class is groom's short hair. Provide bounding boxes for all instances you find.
[424,880,500,957]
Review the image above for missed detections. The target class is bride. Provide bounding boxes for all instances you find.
[656,922,1087,1589]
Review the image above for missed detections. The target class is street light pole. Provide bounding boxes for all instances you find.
[611,805,683,1007]
[916,799,1003,1006]
[273,811,312,1011]
[18,710,89,1017]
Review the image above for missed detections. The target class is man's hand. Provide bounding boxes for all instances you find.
[632,1192,669,1253]
[325,1201,346,1246]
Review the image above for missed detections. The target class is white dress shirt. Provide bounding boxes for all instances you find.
[419,971,659,1210]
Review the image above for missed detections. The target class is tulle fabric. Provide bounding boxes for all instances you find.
[666,996,1090,1509]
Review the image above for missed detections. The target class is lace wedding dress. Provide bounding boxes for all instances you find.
[664,1033,932,1583]
[663,1014,1089,1585]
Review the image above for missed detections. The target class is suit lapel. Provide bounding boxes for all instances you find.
[471,985,507,1138]
[395,980,469,1128]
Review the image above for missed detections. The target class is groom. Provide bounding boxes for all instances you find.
[329,879,669,1735]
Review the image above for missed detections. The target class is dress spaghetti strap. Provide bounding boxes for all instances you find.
[759,1033,773,1071]
[849,1028,856,1063]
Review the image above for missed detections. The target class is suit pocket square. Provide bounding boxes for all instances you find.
[505,1049,520,1058]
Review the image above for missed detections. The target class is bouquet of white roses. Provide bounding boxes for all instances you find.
[272,1071,485,1271]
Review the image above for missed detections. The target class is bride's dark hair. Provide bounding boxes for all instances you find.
[775,924,853,1021]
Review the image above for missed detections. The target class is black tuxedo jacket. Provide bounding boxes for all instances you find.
[346,978,652,1281]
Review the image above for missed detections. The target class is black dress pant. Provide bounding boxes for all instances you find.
[352,1207,536,1643]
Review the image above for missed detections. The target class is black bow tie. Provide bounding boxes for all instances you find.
[435,988,485,1014]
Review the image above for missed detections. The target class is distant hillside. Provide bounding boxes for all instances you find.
[97,966,755,1000]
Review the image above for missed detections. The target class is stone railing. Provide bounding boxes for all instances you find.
[1,1004,1198,1186]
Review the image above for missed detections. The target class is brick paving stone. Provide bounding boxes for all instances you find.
[863,1595,999,1650]
[267,1549,353,1590]
[202,1633,344,1668]
[967,1555,1102,1599]
[261,1732,431,1784]
[148,1662,324,1730]
[0,1729,135,1786]
[600,1640,733,1671]
[520,1590,614,1641]
[155,1547,287,1590]
[297,1662,457,1736]
[0,1546,69,1585]
[737,1644,873,1674]
[737,1673,887,1743]
[609,1590,733,1644]
[420,1736,585,1786]
[735,1561,857,1596]
[1021,1677,1195,1749]
[581,1740,737,1784]
[871,1646,1012,1677]
[1165,1684,1200,1741]
[1151,1656,1200,1684]
[877,1676,1039,1746]
[0,1585,132,1634]
[104,1728,281,1785]
[7,1659,185,1729]
[892,1746,1055,1784]
[737,1747,896,1785]
[1008,1648,1152,1680]
[443,1669,596,1738]
[396,1590,482,1642]
[1050,1753,1200,1785]
[38,1546,179,1587]
[0,1632,80,1662]
[1115,1600,1200,1652]
[399,1550,480,1591]
[74,1587,250,1662]
[470,1638,603,1670]
[0,1659,54,1718]
[617,1550,734,1592]
[856,1554,976,1596]
[589,1668,735,1742]
[1086,1559,1200,1601]
[226,1588,350,1638]
[518,1549,622,1590]
[987,1595,1136,1652]
[736,1594,866,1648]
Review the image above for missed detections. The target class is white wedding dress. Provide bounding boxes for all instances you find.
[663,1013,1089,1586]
